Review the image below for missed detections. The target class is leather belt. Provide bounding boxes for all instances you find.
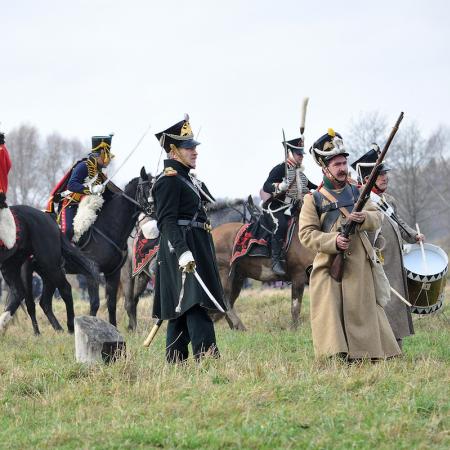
[177,220,212,232]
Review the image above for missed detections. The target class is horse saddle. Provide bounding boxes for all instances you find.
[230,215,296,265]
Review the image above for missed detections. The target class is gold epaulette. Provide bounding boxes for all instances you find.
[164,167,178,176]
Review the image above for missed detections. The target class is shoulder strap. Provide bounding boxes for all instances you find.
[318,187,351,218]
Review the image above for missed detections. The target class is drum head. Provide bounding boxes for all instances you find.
[403,243,448,277]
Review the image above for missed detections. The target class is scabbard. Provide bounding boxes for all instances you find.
[143,319,163,347]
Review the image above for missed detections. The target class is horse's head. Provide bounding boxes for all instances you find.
[123,167,154,216]
[137,166,154,216]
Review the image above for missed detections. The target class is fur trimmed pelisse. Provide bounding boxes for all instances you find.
[73,195,105,242]
[0,207,17,249]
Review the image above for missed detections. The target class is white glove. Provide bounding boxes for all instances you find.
[278,178,289,192]
[178,250,196,272]
[91,184,105,195]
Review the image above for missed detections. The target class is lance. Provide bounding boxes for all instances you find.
[300,97,309,136]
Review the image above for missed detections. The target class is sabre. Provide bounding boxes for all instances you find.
[282,128,289,179]
[193,270,226,313]
[102,121,152,186]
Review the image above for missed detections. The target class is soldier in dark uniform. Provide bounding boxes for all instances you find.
[46,135,116,240]
[262,137,317,275]
[152,114,226,363]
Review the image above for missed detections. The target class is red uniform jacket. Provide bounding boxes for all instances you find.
[0,144,12,194]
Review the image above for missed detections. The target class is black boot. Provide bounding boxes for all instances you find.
[271,238,286,276]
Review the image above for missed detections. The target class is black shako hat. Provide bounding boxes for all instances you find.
[155,114,201,153]
[310,128,349,166]
[90,134,114,162]
[91,134,113,151]
[351,146,390,181]
[283,137,305,154]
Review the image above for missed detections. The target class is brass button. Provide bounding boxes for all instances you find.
[347,251,352,255]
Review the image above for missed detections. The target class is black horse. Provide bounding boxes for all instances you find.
[122,198,252,330]
[38,167,152,327]
[0,205,98,335]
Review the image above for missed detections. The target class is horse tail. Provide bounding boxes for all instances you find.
[61,235,100,282]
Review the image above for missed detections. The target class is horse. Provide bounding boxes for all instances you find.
[0,205,98,335]
[39,167,153,328]
[122,198,252,330]
[211,216,316,331]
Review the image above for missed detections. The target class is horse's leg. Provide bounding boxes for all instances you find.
[87,275,100,316]
[50,271,75,333]
[226,276,247,331]
[105,270,121,327]
[21,261,41,335]
[122,260,136,330]
[127,272,149,331]
[38,279,64,332]
[291,271,307,330]
[0,263,26,334]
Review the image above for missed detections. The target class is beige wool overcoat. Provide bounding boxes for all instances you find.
[299,189,401,359]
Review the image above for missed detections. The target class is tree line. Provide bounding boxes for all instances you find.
[346,112,450,248]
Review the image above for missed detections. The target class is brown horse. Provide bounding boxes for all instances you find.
[211,219,315,330]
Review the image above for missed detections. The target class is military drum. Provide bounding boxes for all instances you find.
[403,243,448,314]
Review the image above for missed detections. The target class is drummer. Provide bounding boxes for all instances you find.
[352,147,424,349]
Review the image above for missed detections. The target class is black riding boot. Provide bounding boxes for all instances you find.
[271,238,286,276]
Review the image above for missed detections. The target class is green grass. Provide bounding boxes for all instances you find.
[0,288,449,449]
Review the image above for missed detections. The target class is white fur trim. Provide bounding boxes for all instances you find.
[0,207,17,249]
[141,219,159,239]
[73,195,105,242]
[0,311,12,333]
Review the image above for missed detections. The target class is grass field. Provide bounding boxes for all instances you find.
[0,288,449,449]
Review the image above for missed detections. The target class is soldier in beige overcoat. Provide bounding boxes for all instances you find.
[351,147,424,348]
[299,130,401,360]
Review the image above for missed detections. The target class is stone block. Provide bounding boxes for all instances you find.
[74,316,125,364]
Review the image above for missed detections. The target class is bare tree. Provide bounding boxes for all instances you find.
[346,111,388,159]
[346,112,450,242]
[7,124,45,207]
[6,124,87,208]
[41,133,85,203]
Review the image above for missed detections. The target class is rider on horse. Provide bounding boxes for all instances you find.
[261,136,317,276]
[0,131,16,250]
[46,134,119,240]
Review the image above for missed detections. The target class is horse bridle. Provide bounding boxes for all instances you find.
[119,177,153,217]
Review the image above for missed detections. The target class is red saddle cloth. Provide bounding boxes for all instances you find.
[230,217,297,266]
[132,230,160,277]
[230,222,269,265]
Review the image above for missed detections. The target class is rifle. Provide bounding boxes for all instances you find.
[329,112,404,282]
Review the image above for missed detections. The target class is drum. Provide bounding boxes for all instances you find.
[403,243,448,314]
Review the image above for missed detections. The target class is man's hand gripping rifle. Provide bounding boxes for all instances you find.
[329,112,404,282]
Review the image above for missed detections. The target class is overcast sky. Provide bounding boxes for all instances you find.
[1,0,449,197]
